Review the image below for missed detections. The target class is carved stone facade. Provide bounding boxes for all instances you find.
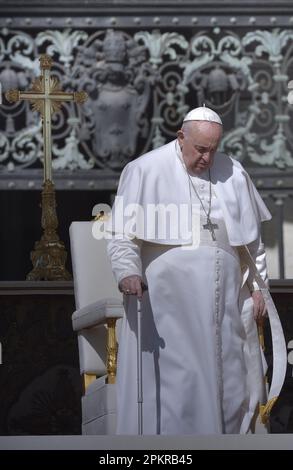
[1,4,293,190]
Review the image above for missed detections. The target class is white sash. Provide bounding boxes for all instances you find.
[238,245,287,424]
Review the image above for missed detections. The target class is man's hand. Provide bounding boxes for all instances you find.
[252,290,267,321]
[119,275,146,300]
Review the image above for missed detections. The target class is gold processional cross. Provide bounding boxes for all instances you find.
[6,54,88,280]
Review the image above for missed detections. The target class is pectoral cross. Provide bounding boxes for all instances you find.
[203,217,219,241]
[5,55,88,281]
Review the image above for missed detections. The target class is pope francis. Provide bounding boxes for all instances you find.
[106,106,285,435]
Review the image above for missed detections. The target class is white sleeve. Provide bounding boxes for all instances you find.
[246,237,269,292]
[107,235,143,285]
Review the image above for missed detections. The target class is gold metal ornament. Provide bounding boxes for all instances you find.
[5,54,88,281]
[5,89,20,103]
[259,397,278,424]
[26,180,72,281]
[106,318,119,385]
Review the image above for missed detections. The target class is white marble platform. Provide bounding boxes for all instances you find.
[0,435,292,450]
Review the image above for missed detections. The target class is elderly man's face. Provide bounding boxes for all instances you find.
[177,121,222,175]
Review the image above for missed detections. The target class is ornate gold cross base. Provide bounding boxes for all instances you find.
[26,180,71,281]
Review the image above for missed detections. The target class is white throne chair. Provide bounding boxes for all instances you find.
[69,220,124,435]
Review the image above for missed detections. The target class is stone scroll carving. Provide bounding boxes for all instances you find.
[1,25,293,178]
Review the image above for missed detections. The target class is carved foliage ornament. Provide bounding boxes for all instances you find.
[1,26,293,174]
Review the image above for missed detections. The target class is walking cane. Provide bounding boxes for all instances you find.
[137,296,143,435]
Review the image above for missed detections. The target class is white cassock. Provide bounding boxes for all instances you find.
[107,140,272,435]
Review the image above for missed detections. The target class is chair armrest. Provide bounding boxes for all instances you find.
[73,298,123,386]
[72,298,124,331]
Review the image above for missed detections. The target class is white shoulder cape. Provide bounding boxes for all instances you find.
[108,140,271,246]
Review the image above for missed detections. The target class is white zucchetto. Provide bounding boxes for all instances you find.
[183,106,222,125]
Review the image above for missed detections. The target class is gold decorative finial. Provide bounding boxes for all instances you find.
[39,54,53,70]
[5,89,20,103]
[74,91,88,104]
[94,210,110,222]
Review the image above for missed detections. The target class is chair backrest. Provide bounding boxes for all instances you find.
[69,221,122,309]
